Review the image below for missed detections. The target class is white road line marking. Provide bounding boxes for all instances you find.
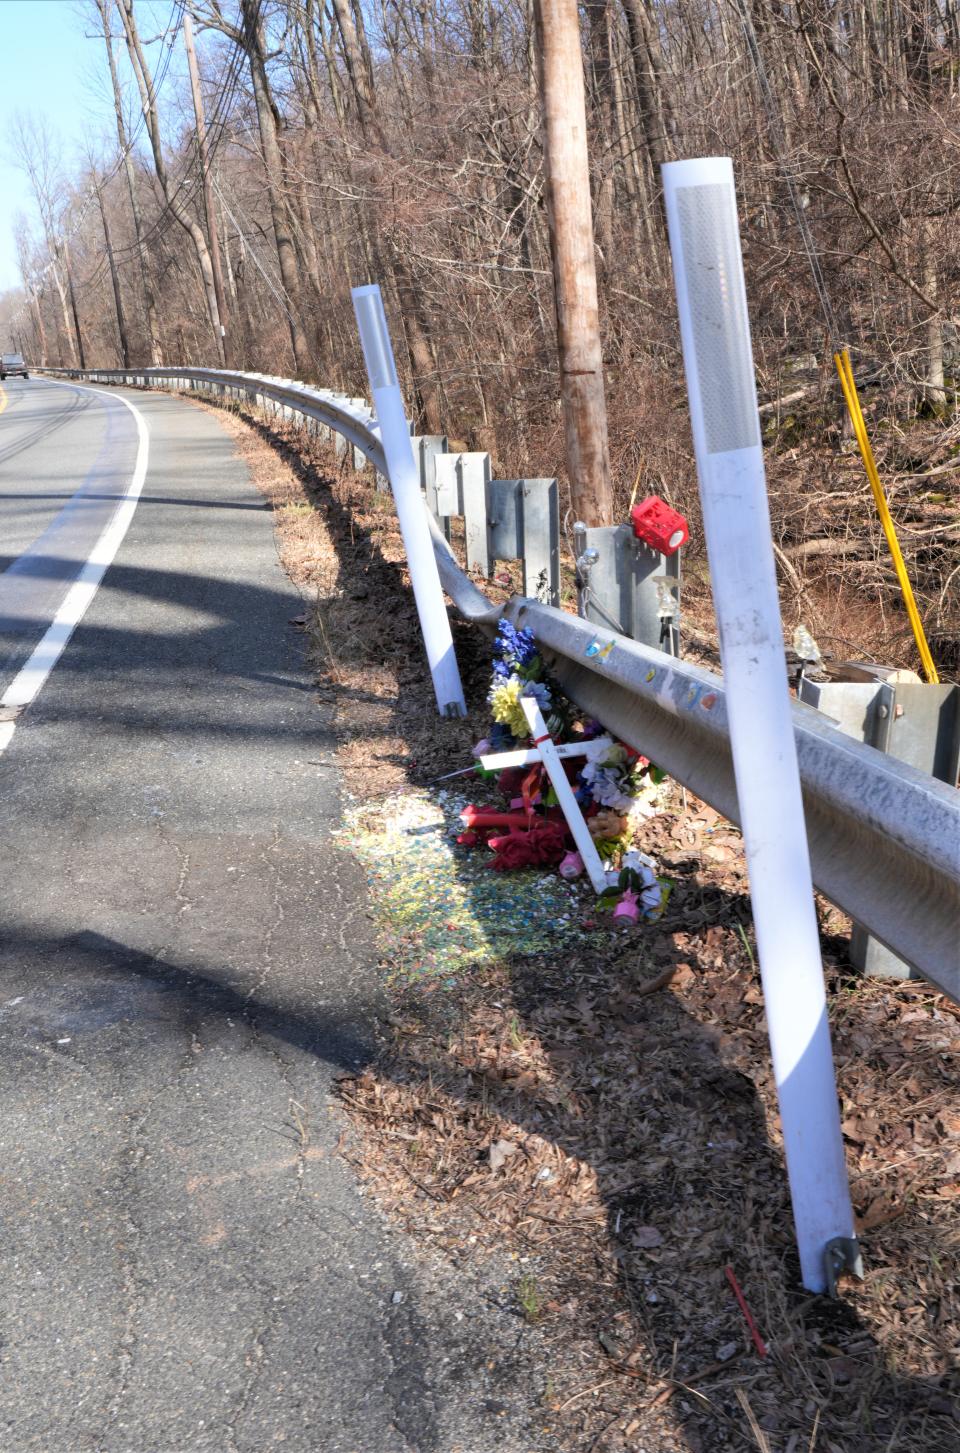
[0,381,150,759]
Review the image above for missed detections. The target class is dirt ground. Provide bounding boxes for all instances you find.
[200,395,958,1453]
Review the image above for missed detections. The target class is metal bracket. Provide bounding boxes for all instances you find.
[575,527,626,632]
[824,1236,864,1298]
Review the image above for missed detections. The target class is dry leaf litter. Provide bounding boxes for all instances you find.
[200,395,958,1453]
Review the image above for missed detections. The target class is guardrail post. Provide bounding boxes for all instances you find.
[521,478,561,607]
[415,435,449,523]
[488,478,561,607]
[347,398,370,470]
[435,452,491,575]
[799,671,960,979]
[574,524,680,653]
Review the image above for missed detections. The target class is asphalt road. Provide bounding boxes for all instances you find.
[0,379,544,1452]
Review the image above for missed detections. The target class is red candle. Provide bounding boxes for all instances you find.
[460,804,533,831]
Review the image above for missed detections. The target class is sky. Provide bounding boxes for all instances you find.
[0,2,96,290]
[0,0,195,294]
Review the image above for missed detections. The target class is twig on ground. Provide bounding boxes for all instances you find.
[736,1388,773,1453]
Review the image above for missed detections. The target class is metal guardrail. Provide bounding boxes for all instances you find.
[41,365,960,1002]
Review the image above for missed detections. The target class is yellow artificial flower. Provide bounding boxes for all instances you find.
[489,678,530,739]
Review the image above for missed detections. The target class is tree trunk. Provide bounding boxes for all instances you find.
[533,0,614,526]
[49,260,76,368]
[585,1,616,265]
[183,11,230,367]
[31,288,48,366]
[328,0,443,430]
[921,224,945,408]
[620,0,676,175]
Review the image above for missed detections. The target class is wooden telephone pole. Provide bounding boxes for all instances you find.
[183,10,230,367]
[533,0,614,526]
[95,176,131,368]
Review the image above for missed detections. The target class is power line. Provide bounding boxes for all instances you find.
[99,21,249,266]
[87,0,265,271]
[213,176,311,348]
[16,0,251,327]
[11,0,292,362]
[731,0,841,349]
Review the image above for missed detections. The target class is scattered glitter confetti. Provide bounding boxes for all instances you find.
[336,789,596,987]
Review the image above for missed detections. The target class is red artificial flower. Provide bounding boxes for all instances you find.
[487,821,567,871]
[497,767,527,800]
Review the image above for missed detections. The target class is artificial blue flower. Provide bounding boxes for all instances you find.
[521,679,552,713]
[493,618,539,672]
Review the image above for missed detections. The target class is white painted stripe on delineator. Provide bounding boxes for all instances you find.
[0,381,150,758]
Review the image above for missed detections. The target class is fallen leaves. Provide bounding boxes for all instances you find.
[488,1137,519,1172]
[228,404,960,1453]
[335,818,960,1452]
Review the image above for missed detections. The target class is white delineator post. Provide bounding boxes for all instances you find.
[351,284,466,718]
[661,157,859,1294]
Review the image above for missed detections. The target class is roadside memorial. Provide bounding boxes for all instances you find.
[456,619,669,917]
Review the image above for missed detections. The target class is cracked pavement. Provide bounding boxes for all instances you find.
[0,382,548,1452]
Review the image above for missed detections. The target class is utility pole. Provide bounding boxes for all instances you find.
[533,0,614,526]
[95,176,131,368]
[183,10,230,367]
[62,241,87,370]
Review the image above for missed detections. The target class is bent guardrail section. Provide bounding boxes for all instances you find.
[40,365,960,1000]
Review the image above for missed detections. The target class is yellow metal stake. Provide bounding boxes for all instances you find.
[833,349,939,684]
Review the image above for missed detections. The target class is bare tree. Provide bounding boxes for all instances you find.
[94,0,163,364]
[191,0,313,377]
[90,163,132,367]
[14,222,48,366]
[12,115,81,367]
[183,9,232,367]
[115,0,226,363]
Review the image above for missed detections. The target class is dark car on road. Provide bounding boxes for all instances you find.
[0,353,28,380]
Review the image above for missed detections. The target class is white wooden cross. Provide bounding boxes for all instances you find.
[478,700,612,893]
